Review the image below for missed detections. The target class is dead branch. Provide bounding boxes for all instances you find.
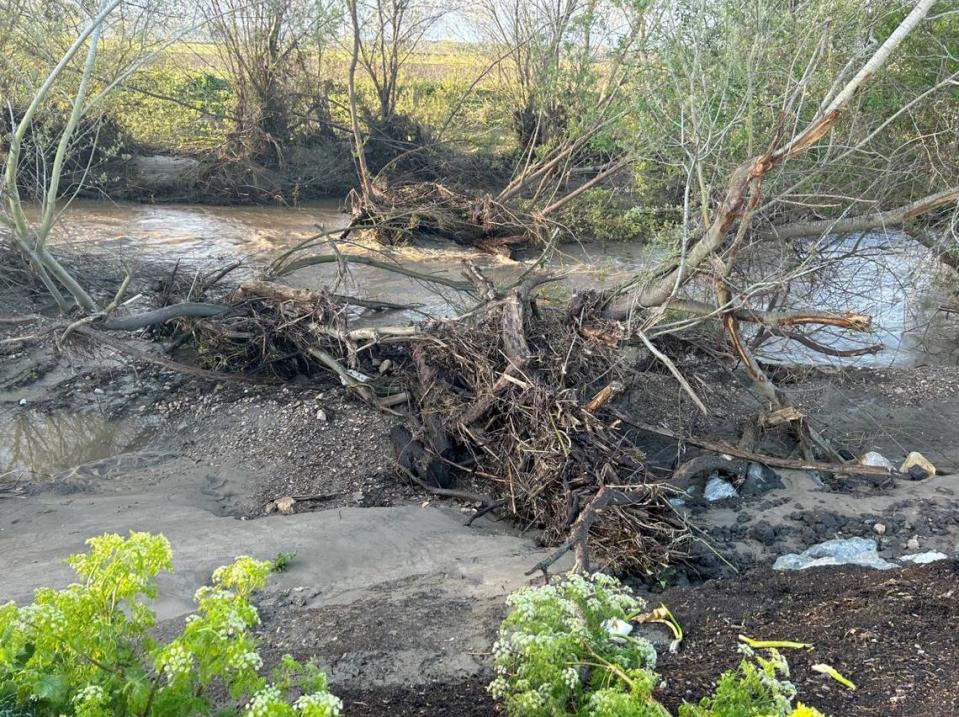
[100,303,230,331]
[763,186,959,241]
[617,414,898,479]
[72,326,281,384]
[268,251,474,291]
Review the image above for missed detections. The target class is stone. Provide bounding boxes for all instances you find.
[900,551,949,565]
[740,463,785,496]
[907,535,920,551]
[908,464,931,481]
[275,496,296,515]
[859,451,895,470]
[749,521,777,546]
[773,537,898,571]
[873,522,886,536]
[704,475,738,502]
[900,451,935,477]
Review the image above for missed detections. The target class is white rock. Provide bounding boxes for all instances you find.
[704,475,738,502]
[275,496,296,515]
[900,551,949,565]
[859,451,895,470]
[773,537,897,571]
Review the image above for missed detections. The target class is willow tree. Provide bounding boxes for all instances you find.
[204,0,342,163]
[1,0,190,314]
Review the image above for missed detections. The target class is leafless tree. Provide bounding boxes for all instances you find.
[205,0,342,162]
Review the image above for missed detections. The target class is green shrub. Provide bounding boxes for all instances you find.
[678,647,811,717]
[490,573,827,717]
[0,532,340,717]
[488,573,665,716]
[557,188,679,244]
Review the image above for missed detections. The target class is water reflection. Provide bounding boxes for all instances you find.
[0,410,157,477]
[37,200,959,368]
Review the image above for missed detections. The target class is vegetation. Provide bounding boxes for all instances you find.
[490,573,826,717]
[2,0,956,232]
[271,551,298,573]
[0,532,341,717]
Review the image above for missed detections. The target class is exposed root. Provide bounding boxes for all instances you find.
[160,275,690,575]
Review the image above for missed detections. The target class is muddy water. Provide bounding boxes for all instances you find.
[43,199,959,367]
[0,409,158,477]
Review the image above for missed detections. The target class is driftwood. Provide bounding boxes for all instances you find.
[616,414,897,479]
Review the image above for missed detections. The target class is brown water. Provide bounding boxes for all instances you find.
[43,199,959,368]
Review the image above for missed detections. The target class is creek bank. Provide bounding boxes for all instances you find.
[319,561,959,717]
[5,220,959,714]
[4,317,959,715]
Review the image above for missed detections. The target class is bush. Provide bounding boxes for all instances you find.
[490,573,827,717]
[556,188,679,244]
[489,573,665,716]
[0,532,340,717]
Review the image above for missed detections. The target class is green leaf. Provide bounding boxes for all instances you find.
[34,672,68,705]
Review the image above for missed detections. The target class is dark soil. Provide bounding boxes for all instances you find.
[339,680,494,717]
[656,560,959,716]
[328,561,959,717]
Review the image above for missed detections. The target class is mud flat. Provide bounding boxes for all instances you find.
[0,373,558,697]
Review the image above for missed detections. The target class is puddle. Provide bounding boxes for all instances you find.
[0,409,160,478]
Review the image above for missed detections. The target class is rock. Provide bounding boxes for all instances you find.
[773,537,897,571]
[378,359,393,374]
[740,463,784,496]
[873,522,886,536]
[631,623,674,650]
[908,465,931,481]
[900,451,935,477]
[275,496,296,515]
[859,451,895,470]
[315,409,328,422]
[900,551,949,564]
[749,520,777,546]
[907,535,920,551]
[705,474,738,502]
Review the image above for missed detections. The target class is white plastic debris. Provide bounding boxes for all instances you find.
[899,551,949,565]
[603,618,633,642]
[773,537,897,571]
